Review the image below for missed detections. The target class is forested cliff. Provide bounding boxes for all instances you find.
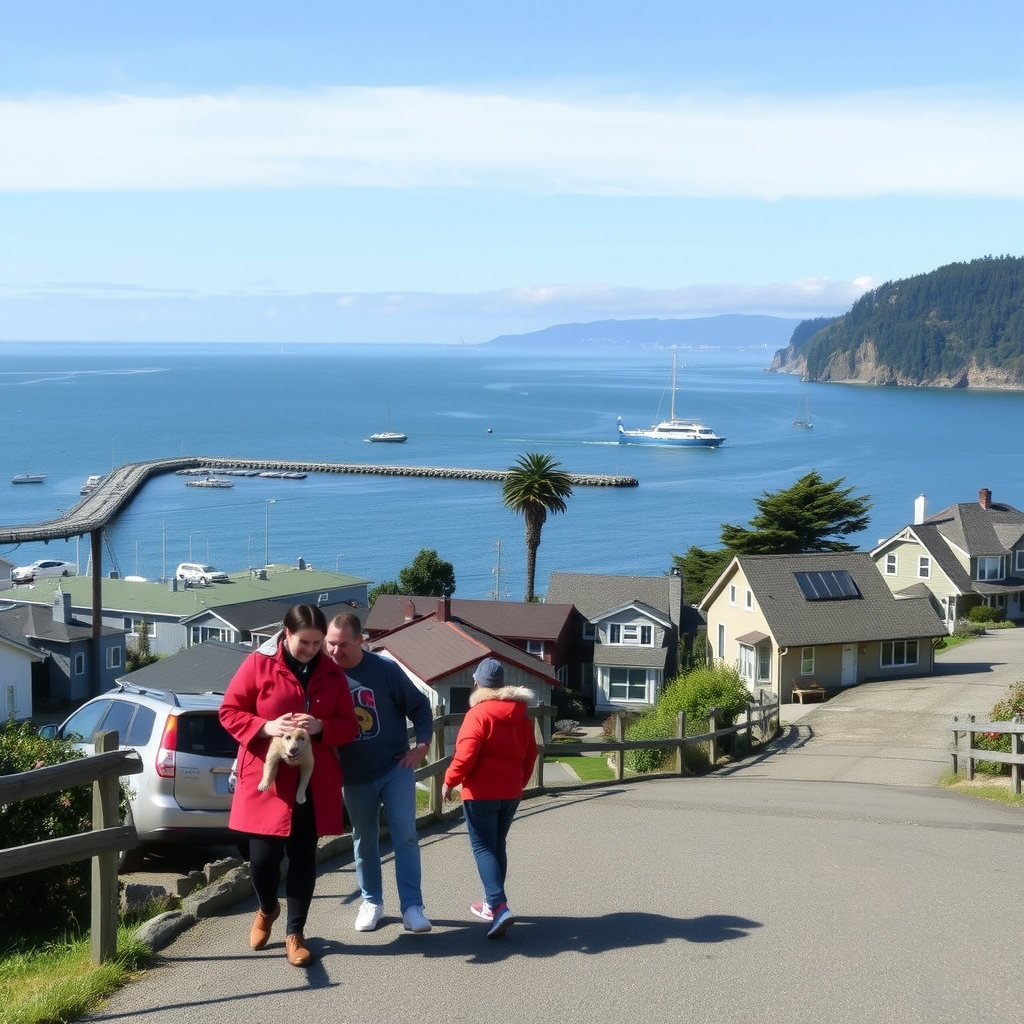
[770,256,1024,387]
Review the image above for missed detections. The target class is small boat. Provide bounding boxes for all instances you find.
[186,475,234,489]
[617,353,725,448]
[259,470,286,478]
[80,474,103,495]
[282,471,307,479]
[793,391,813,429]
[368,431,408,443]
[12,474,45,484]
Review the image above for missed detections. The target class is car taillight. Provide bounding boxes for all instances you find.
[156,716,178,779]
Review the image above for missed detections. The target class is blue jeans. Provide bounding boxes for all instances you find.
[343,761,423,912]
[462,798,520,911]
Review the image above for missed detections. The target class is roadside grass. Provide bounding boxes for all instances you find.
[939,770,1024,808]
[1,926,152,1024]
[545,753,615,782]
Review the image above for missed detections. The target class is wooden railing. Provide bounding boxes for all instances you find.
[949,715,1024,794]
[0,732,143,963]
[414,699,779,814]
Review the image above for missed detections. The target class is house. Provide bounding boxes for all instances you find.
[700,552,946,702]
[184,597,366,647]
[0,591,127,707]
[6,565,371,659]
[0,630,46,721]
[545,571,687,712]
[116,638,253,693]
[364,595,576,684]
[871,488,1024,631]
[0,555,15,591]
[367,596,559,716]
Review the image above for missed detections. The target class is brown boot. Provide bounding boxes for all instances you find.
[286,932,313,967]
[249,901,281,950]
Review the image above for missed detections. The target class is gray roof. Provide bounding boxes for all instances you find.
[365,595,574,640]
[924,499,1024,556]
[727,553,946,647]
[0,603,124,645]
[592,644,669,671]
[909,523,975,593]
[546,572,682,626]
[185,598,366,634]
[116,639,254,694]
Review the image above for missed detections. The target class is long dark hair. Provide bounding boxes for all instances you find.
[283,604,328,636]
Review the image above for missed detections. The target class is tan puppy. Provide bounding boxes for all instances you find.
[258,728,315,804]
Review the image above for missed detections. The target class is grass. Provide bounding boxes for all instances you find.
[1,926,152,1024]
[545,753,615,782]
[939,770,1024,808]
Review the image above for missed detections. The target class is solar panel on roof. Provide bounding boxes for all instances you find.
[794,570,861,600]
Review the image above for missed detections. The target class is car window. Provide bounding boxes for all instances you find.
[60,700,113,743]
[177,712,237,758]
[98,699,138,747]
[125,704,157,746]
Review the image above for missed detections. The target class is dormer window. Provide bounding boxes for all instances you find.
[885,553,897,575]
[608,623,653,646]
[918,556,931,579]
[976,556,1004,582]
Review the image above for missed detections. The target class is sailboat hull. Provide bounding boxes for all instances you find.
[618,421,725,447]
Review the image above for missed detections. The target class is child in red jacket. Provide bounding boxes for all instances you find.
[441,658,537,938]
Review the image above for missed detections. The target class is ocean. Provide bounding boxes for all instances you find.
[3,341,1024,601]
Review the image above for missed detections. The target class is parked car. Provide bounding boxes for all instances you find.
[38,682,241,870]
[11,558,77,583]
[175,562,229,585]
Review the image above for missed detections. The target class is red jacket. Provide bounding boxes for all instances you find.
[444,685,538,800]
[219,633,359,837]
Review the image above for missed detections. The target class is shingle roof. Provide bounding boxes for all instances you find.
[116,639,253,694]
[924,499,1024,556]
[0,603,124,645]
[365,595,573,640]
[546,572,682,625]
[592,644,669,670]
[909,524,974,592]
[733,553,945,647]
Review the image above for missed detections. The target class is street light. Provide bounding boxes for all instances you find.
[188,531,202,561]
[265,500,277,567]
[336,553,345,573]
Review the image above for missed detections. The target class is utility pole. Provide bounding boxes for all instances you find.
[490,539,504,600]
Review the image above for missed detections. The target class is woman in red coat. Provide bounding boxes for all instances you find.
[220,603,359,967]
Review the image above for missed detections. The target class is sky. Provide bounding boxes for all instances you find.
[1,1,1022,345]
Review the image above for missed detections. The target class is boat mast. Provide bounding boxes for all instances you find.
[670,352,678,421]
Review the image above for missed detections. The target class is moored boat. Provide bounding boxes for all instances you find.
[12,474,45,484]
[617,354,725,448]
[368,431,408,443]
[186,475,234,488]
[80,474,103,495]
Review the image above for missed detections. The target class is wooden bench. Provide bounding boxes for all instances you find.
[791,680,826,704]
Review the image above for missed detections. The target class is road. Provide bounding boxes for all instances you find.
[86,632,1023,1024]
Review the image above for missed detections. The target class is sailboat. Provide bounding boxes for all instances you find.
[793,391,813,429]
[617,353,725,448]
[368,402,408,443]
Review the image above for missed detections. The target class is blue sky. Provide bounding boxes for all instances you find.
[1,1,1021,345]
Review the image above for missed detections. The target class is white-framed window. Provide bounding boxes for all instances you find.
[745,589,753,610]
[606,667,649,702]
[106,646,121,670]
[526,639,545,656]
[885,553,898,575]
[124,617,156,638]
[74,652,86,675]
[739,645,756,682]
[190,626,232,644]
[918,556,931,579]
[800,647,815,675]
[729,584,737,605]
[717,624,725,659]
[881,639,919,668]
[977,556,1004,581]
[757,646,772,684]
[1016,550,1024,573]
[607,623,652,646]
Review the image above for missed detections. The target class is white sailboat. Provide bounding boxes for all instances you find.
[793,391,813,429]
[368,402,408,443]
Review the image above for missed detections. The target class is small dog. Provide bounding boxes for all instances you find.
[259,729,315,804]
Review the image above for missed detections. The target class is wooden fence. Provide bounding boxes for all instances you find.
[948,714,1024,794]
[0,731,142,963]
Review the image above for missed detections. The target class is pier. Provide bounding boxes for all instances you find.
[0,456,638,546]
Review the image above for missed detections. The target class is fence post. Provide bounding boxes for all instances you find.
[675,711,688,775]
[966,714,976,781]
[91,730,120,966]
[428,709,446,817]
[1013,716,1023,796]
[529,708,546,790]
[708,708,719,764]
[951,715,960,775]
[614,714,625,781]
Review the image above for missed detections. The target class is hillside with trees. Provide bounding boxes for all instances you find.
[770,256,1024,387]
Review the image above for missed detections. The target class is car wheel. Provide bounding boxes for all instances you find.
[61,569,69,576]
[200,576,210,586]
[117,804,145,874]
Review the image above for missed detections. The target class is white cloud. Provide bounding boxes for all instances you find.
[2,85,1021,198]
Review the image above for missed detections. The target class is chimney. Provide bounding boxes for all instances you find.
[913,494,927,525]
[52,590,72,624]
[437,595,451,622]
[979,487,992,510]
[404,599,416,622]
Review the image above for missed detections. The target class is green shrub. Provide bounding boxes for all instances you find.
[952,618,985,639]
[968,605,1006,624]
[973,680,1024,775]
[552,687,591,719]
[0,719,94,946]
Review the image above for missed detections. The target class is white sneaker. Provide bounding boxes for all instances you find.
[402,905,432,933]
[354,901,383,932]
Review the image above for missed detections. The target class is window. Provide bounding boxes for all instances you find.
[74,652,86,675]
[918,556,931,579]
[885,553,897,575]
[717,624,725,659]
[607,667,648,702]
[739,645,756,681]
[106,645,122,670]
[191,626,232,644]
[757,646,772,684]
[745,589,753,610]
[729,584,737,605]
[881,639,919,668]
[977,556,1003,582]
[526,639,545,656]
[1016,550,1024,573]
[582,621,596,640]
[800,647,815,675]
[607,623,652,646]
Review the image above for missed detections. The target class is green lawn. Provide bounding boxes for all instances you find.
[545,753,615,782]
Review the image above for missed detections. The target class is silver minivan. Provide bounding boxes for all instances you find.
[40,682,240,869]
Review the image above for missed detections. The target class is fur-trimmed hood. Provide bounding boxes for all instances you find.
[469,684,534,707]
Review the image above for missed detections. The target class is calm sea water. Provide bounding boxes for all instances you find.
[3,341,1024,600]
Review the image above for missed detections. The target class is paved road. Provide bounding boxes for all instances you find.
[86,633,1023,1024]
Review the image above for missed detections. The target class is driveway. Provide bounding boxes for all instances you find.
[722,629,1021,786]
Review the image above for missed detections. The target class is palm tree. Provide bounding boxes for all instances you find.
[502,452,574,602]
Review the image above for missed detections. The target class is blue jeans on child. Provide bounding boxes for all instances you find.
[462,798,520,910]
[343,761,423,913]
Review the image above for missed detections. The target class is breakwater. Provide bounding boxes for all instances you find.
[0,456,638,546]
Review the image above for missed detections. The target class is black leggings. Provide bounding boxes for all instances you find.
[247,797,318,936]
